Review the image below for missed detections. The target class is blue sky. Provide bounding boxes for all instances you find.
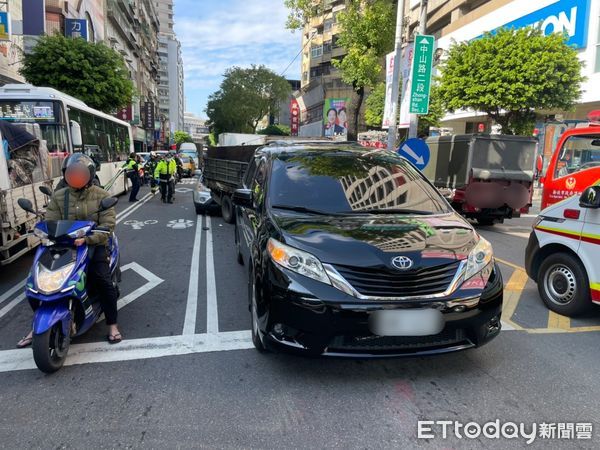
[174,0,302,119]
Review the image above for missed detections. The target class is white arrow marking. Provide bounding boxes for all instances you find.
[167,219,194,229]
[419,37,430,45]
[401,143,425,165]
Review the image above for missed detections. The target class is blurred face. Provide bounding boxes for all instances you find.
[338,110,347,124]
[327,109,337,124]
[65,164,90,189]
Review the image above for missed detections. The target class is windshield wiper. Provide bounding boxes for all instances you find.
[271,204,339,215]
[350,208,435,215]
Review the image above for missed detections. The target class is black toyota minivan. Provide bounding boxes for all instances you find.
[232,142,503,357]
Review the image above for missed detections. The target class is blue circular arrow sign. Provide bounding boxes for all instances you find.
[398,138,430,171]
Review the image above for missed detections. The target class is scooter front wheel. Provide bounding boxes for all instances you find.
[32,323,70,373]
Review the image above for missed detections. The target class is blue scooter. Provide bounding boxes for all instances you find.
[18,191,121,373]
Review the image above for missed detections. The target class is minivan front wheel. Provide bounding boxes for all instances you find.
[538,253,592,317]
[249,270,266,352]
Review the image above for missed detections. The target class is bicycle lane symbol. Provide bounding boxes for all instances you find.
[123,220,158,230]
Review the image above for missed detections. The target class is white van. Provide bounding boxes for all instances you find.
[525,185,600,316]
[179,142,198,166]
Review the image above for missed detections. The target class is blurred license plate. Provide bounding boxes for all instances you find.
[369,309,444,337]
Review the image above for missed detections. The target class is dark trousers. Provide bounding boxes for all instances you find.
[88,246,119,325]
[159,178,174,201]
[128,173,140,201]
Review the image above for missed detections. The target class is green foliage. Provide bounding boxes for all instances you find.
[208,132,218,147]
[174,131,193,145]
[437,27,585,135]
[20,34,134,113]
[206,65,292,135]
[364,82,387,127]
[258,124,291,136]
[284,0,321,30]
[332,0,395,89]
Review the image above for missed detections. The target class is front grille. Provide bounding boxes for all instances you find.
[333,260,461,298]
[327,329,469,353]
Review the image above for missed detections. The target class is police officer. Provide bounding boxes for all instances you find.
[146,151,160,194]
[154,152,177,203]
[123,152,140,202]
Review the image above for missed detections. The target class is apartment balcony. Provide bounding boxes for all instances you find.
[117,0,136,22]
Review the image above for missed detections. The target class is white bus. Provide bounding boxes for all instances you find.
[0,84,133,265]
[0,84,133,196]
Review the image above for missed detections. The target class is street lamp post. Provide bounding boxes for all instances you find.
[386,0,406,151]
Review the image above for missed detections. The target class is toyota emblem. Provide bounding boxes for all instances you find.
[391,256,413,270]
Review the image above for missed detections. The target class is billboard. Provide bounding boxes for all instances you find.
[22,0,46,36]
[0,12,11,41]
[323,98,349,137]
[382,52,395,129]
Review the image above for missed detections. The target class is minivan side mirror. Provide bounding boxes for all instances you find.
[232,189,254,209]
[70,120,83,147]
[579,186,600,209]
[99,197,118,211]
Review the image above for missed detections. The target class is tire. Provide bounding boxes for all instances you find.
[477,217,495,226]
[537,253,593,317]
[32,322,70,373]
[221,195,235,224]
[195,204,205,215]
[249,268,266,353]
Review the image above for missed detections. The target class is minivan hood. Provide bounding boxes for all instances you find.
[273,211,478,270]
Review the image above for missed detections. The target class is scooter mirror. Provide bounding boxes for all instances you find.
[18,198,35,214]
[39,186,53,197]
[99,197,118,211]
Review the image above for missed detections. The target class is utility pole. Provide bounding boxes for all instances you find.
[386,0,406,151]
[408,0,428,139]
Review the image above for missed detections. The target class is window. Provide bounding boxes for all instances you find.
[324,19,334,31]
[554,135,600,179]
[311,45,323,58]
[323,40,332,53]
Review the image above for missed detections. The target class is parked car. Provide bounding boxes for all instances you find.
[525,184,600,316]
[177,155,196,177]
[192,170,216,214]
[232,142,503,357]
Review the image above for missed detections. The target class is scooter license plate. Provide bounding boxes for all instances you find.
[368,309,444,337]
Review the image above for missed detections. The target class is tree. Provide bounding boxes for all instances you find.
[174,131,193,146]
[437,27,585,135]
[20,34,134,113]
[206,65,291,135]
[364,81,444,135]
[286,1,395,140]
[258,124,291,136]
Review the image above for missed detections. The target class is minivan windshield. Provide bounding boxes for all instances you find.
[268,150,451,215]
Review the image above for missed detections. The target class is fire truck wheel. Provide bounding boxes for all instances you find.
[538,253,592,317]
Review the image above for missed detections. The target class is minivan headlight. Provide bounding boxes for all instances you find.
[464,237,493,280]
[36,262,76,293]
[267,238,331,285]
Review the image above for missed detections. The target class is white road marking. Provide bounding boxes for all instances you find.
[502,321,516,331]
[0,293,25,320]
[167,219,194,229]
[175,187,193,193]
[182,215,203,335]
[0,279,26,306]
[0,331,253,373]
[115,192,151,220]
[122,219,158,230]
[116,192,155,224]
[206,216,219,335]
[95,262,164,322]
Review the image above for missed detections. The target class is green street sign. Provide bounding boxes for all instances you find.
[409,34,435,115]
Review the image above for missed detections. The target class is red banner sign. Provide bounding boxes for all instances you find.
[116,104,132,122]
[290,99,300,136]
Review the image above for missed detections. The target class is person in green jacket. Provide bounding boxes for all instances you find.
[123,152,140,202]
[17,153,122,347]
[154,153,177,203]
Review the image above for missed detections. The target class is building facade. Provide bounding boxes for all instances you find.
[183,112,209,144]
[155,0,184,140]
[405,0,600,134]
[297,0,355,137]
[0,0,25,85]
